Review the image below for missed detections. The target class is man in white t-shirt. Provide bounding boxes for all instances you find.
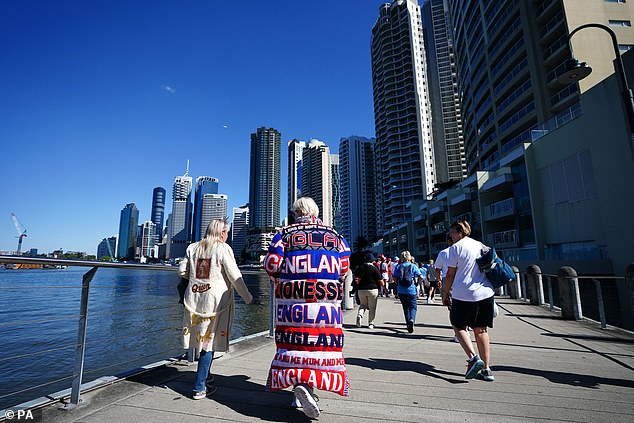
[442,221,495,383]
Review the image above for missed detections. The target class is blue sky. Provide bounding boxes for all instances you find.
[0,0,392,255]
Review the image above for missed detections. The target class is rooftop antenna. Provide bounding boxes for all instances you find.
[185,159,190,176]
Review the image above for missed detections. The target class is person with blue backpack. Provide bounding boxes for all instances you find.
[394,250,423,333]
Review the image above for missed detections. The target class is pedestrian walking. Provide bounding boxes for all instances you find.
[442,220,496,382]
[394,251,423,333]
[264,197,351,419]
[179,219,257,400]
[352,252,382,329]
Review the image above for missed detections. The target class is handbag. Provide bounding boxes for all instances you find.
[475,246,515,289]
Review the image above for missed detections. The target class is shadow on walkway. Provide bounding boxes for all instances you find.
[493,365,634,389]
[346,357,467,385]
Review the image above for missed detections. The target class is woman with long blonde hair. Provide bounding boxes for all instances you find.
[179,218,256,400]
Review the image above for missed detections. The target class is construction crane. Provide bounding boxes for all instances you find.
[11,213,27,255]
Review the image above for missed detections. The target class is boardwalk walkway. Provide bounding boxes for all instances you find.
[40,296,634,422]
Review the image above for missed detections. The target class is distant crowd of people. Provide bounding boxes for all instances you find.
[177,196,496,420]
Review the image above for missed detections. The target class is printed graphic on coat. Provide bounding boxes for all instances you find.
[195,258,211,279]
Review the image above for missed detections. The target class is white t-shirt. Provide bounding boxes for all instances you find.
[446,237,494,301]
[434,248,450,278]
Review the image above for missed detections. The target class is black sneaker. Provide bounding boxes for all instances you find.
[476,368,495,382]
[465,356,485,379]
[407,320,414,333]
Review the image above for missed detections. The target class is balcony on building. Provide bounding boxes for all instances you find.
[428,203,447,217]
[453,211,473,224]
[449,191,473,206]
[483,198,515,221]
[415,227,427,240]
[415,244,428,257]
[481,167,514,192]
[486,229,519,249]
[430,222,447,236]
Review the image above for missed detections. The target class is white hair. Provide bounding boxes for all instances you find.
[292,197,319,218]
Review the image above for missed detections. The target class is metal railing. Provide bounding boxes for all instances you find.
[0,255,180,410]
[505,264,629,330]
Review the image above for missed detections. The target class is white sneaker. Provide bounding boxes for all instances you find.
[294,384,320,419]
[368,324,374,329]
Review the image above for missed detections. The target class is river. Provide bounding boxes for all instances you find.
[0,266,271,410]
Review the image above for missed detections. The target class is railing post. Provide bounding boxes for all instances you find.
[269,281,275,338]
[343,269,354,310]
[593,278,607,329]
[558,266,582,320]
[626,263,634,330]
[67,266,98,409]
[507,266,521,299]
[547,275,554,312]
[526,265,544,305]
[513,266,528,300]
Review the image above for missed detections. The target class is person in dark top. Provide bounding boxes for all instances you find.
[352,252,383,329]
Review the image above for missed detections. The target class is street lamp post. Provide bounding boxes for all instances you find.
[558,23,634,136]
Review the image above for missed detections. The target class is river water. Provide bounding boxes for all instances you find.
[0,266,271,410]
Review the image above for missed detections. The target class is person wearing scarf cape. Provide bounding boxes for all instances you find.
[264,197,351,419]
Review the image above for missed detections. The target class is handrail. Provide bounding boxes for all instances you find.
[0,255,178,271]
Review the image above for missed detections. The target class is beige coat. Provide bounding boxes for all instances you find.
[179,241,253,353]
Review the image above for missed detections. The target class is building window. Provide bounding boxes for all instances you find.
[608,19,632,26]
[619,44,633,52]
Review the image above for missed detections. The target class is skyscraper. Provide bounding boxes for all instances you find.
[287,139,306,223]
[151,187,166,242]
[249,127,281,229]
[371,0,436,232]
[301,139,332,226]
[330,153,340,229]
[199,193,228,237]
[230,205,249,262]
[117,203,139,260]
[248,127,281,259]
[169,168,193,259]
[192,176,219,241]
[339,136,379,247]
[422,0,466,183]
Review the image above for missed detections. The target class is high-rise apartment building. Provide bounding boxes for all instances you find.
[330,153,340,229]
[445,0,634,260]
[230,205,249,262]
[287,139,306,223]
[371,0,436,233]
[117,203,139,260]
[168,169,193,259]
[422,0,466,183]
[192,176,219,241]
[151,187,166,237]
[339,136,379,247]
[97,236,117,260]
[249,127,281,229]
[301,139,332,226]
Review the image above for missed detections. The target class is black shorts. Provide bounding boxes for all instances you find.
[450,296,494,329]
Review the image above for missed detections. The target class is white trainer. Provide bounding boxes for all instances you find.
[293,384,320,419]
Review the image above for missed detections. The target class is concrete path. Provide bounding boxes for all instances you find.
[39,296,634,422]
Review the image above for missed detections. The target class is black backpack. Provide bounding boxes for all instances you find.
[398,264,414,287]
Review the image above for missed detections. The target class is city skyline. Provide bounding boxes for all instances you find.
[0,1,389,254]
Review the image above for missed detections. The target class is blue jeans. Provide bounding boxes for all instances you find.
[194,349,214,392]
[399,293,418,323]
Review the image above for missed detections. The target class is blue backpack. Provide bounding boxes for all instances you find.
[476,247,515,288]
[397,264,414,287]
